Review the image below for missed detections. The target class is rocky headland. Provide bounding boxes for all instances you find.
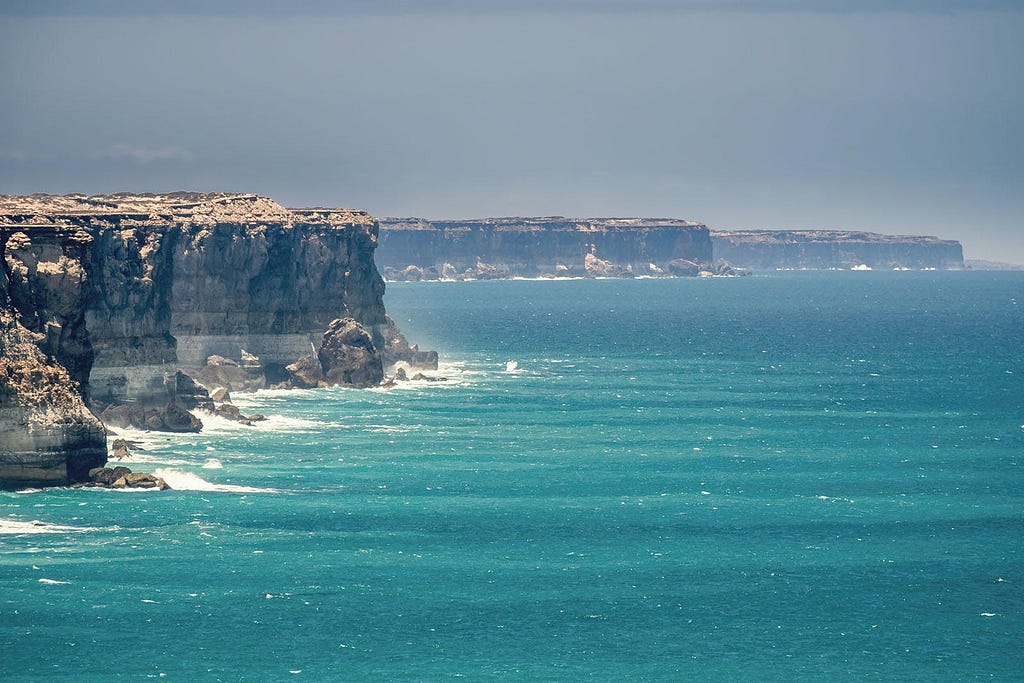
[0,193,435,489]
[710,230,964,270]
[377,217,722,280]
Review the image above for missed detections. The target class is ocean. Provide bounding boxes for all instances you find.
[2,272,1022,680]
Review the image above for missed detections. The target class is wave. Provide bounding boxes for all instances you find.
[152,468,279,493]
[0,519,98,535]
[192,409,323,435]
[38,578,72,585]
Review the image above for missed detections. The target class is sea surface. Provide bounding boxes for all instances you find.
[2,272,1023,681]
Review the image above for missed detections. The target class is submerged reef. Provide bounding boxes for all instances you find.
[0,193,433,488]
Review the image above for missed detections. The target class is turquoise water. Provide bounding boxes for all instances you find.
[2,272,1023,680]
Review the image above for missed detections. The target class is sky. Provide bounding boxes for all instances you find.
[1,1,1022,262]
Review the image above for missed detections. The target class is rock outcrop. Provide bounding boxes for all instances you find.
[710,230,964,270]
[1,192,424,488]
[377,217,713,280]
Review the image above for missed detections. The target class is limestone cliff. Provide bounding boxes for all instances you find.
[711,230,964,270]
[0,192,400,488]
[377,217,713,280]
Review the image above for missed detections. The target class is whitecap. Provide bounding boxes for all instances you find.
[202,458,223,469]
[38,578,71,585]
[153,468,278,493]
[0,519,97,535]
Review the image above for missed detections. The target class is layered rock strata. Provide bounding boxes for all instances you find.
[377,217,713,280]
[1,192,421,488]
[711,230,964,270]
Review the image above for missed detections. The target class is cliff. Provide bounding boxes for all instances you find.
[377,217,714,280]
[711,230,964,270]
[0,192,408,488]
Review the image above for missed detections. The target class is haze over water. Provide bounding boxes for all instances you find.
[2,272,1021,680]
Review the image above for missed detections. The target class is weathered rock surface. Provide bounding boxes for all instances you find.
[78,465,168,490]
[1,192,432,488]
[377,216,713,280]
[710,230,964,270]
[0,305,106,487]
[318,317,384,388]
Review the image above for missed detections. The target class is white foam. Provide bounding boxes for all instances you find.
[0,519,97,535]
[38,578,71,585]
[202,458,223,469]
[153,468,278,493]
[193,409,322,435]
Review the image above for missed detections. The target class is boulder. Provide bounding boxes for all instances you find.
[285,354,324,389]
[110,466,132,480]
[667,259,701,276]
[164,370,214,411]
[192,358,265,394]
[214,403,244,421]
[160,402,203,433]
[401,265,424,281]
[318,318,383,387]
[411,373,448,382]
[88,467,117,485]
[209,387,231,403]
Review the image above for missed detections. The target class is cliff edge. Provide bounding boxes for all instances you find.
[1,192,420,488]
[711,230,964,270]
[377,217,714,280]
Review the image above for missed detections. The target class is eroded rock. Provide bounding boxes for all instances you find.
[318,318,383,387]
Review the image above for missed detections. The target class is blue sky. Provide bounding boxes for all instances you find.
[1,1,1021,261]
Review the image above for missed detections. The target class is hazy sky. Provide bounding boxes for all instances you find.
[2,1,1022,262]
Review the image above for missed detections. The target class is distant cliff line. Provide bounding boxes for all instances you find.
[376,217,725,280]
[711,230,964,271]
[376,218,964,279]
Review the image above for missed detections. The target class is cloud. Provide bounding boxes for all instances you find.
[97,144,195,164]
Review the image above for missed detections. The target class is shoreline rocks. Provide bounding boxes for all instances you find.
[75,465,169,490]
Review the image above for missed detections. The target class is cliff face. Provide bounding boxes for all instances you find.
[0,193,391,488]
[711,230,964,270]
[377,217,712,280]
[0,223,106,487]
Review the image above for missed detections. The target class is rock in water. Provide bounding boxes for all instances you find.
[164,370,214,411]
[318,318,383,387]
[379,315,439,370]
[285,354,325,389]
[667,259,701,276]
[193,355,265,394]
[159,403,203,433]
[209,387,231,403]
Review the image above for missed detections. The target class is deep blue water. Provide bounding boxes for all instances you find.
[2,272,1023,680]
